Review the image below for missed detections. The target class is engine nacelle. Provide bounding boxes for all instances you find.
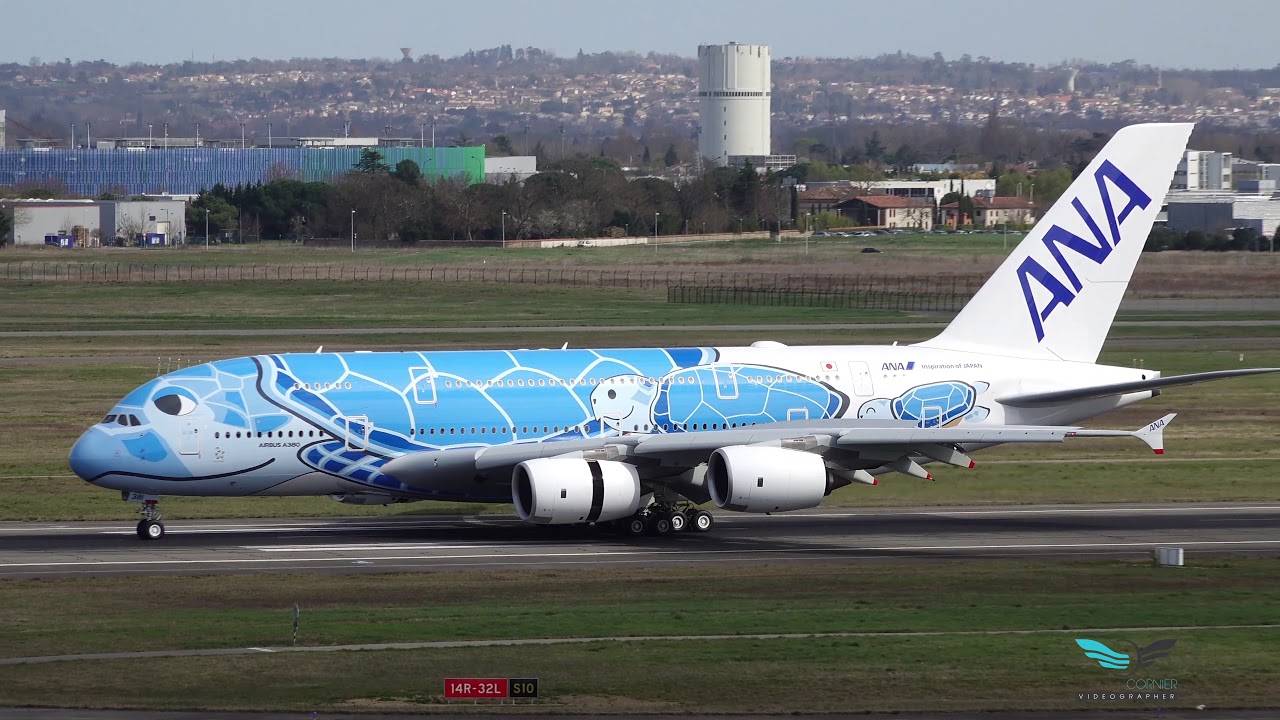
[707,446,828,513]
[512,458,642,524]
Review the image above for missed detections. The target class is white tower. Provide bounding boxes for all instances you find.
[697,43,770,167]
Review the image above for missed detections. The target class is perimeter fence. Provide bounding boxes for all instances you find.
[0,262,982,309]
[667,285,974,312]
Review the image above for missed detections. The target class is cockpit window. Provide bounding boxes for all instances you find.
[116,416,129,426]
[102,414,117,424]
[153,391,197,417]
[128,415,142,426]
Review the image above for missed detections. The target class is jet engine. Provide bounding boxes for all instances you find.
[706,446,828,513]
[512,458,642,525]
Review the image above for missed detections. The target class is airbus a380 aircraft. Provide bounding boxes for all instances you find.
[70,122,1277,540]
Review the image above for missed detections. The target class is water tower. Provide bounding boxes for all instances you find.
[697,43,771,166]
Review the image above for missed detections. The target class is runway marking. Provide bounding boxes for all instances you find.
[2,538,1279,570]
[244,543,508,552]
[3,505,1277,536]
[726,505,1280,520]
[2,624,1275,666]
[94,520,508,536]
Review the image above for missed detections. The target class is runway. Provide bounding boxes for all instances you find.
[1,503,1277,578]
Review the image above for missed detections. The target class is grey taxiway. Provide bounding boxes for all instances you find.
[1,502,1277,578]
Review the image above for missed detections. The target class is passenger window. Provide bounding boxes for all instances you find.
[480,427,486,434]
[236,432,242,438]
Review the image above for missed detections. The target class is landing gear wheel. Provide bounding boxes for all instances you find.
[667,511,688,533]
[138,520,165,540]
[648,514,673,536]
[625,517,648,537]
[690,510,714,533]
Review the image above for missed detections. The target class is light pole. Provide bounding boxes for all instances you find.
[147,123,153,147]
[501,210,507,249]
[805,212,812,255]
[204,208,209,250]
[350,210,356,253]
[653,212,660,254]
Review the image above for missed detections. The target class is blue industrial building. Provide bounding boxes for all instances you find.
[0,146,485,197]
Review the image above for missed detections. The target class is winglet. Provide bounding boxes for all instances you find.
[1134,413,1176,454]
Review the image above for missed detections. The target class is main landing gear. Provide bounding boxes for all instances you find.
[135,498,165,540]
[616,503,714,537]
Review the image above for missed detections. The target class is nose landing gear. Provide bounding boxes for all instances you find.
[134,498,165,540]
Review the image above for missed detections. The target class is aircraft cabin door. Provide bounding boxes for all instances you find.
[849,361,875,397]
[409,366,437,405]
[713,365,739,400]
[345,415,371,452]
[178,420,200,456]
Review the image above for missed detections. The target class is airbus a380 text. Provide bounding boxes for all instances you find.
[69,123,1277,539]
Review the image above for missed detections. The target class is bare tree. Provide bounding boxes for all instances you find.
[116,209,147,245]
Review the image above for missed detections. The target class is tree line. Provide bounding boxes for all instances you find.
[185,150,795,243]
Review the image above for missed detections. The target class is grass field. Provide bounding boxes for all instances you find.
[0,560,1275,712]
[2,255,1279,715]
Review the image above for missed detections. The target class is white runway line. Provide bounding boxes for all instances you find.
[4,538,1280,570]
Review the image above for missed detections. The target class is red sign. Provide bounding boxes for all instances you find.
[444,678,509,699]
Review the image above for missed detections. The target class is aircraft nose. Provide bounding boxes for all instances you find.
[69,428,115,483]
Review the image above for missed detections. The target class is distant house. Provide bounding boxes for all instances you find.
[796,186,863,217]
[940,196,1036,228]
[833,195,934,230]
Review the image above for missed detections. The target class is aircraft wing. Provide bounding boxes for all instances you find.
[996,368,1280,407]
[382,416,1173,487]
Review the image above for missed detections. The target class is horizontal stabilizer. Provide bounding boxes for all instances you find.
[1073,413,1176,454]
[997,368,1280,407]
[1134,413,1175,454]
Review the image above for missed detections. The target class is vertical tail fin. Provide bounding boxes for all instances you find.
[917,123,1193,363]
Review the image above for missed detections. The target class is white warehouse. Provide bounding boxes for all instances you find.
[697,43,771,167]
[2,198,187,246]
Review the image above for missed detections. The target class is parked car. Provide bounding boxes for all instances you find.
[861,247,882,253]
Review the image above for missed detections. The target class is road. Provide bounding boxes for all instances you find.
[1,503,1277,578]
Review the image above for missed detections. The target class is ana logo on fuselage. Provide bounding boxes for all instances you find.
[1017,160,1151,341]
[882,362,915,371]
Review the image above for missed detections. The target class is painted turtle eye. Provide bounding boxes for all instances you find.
[154,392,197,416]
[607,389,617,400]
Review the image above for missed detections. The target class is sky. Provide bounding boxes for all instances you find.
[3,0,1277,70]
